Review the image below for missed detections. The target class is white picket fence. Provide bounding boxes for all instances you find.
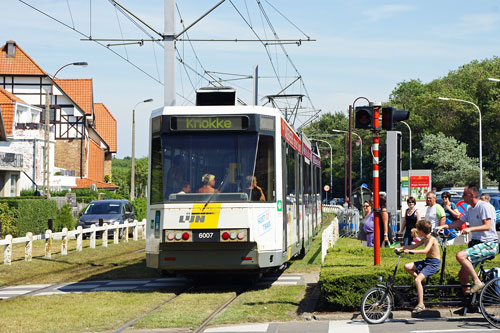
[321,217,339,264]
[0,219,146,265]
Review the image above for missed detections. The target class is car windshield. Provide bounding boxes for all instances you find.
[84,202,122,215]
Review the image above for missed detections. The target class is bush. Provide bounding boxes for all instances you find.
[55,204,76,232]
[0,198,58,237]
[0,202,19,237]
[319,238,500,311]
[132,198,147,221]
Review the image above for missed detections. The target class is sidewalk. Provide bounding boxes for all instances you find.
[313,308,485,321]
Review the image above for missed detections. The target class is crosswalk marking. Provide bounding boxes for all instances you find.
[205,323,269,332]
[328,320,370,333]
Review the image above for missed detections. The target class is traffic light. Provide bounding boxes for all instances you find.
[355,106,375,129]
[381,107,409,130]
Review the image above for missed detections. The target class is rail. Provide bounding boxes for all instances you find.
[0,219,146,265]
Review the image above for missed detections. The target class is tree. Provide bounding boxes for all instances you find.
[414,132,489,188]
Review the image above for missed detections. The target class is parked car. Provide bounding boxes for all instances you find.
[78,199,135,238]
[488,197,500,231]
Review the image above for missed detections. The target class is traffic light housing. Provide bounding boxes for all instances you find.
[355,106,375,129]
[381,107,409,130]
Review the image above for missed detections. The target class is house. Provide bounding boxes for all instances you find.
[0,40,118,194]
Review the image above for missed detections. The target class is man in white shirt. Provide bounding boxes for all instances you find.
[437,184,498,295]
[425,192,446,229]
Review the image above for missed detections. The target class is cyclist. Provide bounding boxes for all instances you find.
[436,184,498,295]
[396,220,441,313]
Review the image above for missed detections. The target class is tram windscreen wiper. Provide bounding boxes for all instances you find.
[202,172,228,210]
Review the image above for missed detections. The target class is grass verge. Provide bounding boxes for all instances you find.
[132,289,236,330]
[0,239,159,286]
[0,291,170,333]
[211,285,306,325]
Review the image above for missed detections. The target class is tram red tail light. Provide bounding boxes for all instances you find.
[182,232,190,240]
[242,257,253,260]
[222,232,230,240]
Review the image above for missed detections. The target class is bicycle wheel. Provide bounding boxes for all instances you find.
[479,277,500,328]
[360,287,393,324]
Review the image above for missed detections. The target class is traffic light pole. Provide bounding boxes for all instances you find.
[372,104,381,266]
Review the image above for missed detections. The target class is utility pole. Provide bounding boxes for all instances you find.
[253,65,259,106]
[43,89,50,198]
[165,0,176,107]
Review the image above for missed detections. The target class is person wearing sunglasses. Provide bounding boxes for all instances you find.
[362,201,374,247]
[400,196,421,246]
[441,191,461,244]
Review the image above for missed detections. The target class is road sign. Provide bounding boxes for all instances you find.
[323,185,330,192]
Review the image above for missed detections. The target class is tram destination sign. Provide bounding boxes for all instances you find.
[172,116,247,131]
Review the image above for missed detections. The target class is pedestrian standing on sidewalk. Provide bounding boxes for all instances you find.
[424,191,446,230]
[436,184,498,297]
[362,200,374,247]
[441,191,461,245]
[379,194,392,247]
[400,196,421,246]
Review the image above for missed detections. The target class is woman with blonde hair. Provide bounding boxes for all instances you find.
[198,174,219,193]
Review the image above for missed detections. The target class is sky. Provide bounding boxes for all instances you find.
[4,0,500,158]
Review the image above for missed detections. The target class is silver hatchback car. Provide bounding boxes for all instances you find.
[78,200,135,238]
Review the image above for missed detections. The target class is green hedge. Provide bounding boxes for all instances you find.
[0,198,58,237]
[319,238,500,311]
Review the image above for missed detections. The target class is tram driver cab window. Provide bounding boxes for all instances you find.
[251,135,275,202]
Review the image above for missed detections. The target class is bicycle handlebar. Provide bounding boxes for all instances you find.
[394,249,415,255]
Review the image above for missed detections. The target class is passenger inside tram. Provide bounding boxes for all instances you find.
[198,174,219,193]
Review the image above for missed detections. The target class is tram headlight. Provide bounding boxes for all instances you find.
[167,232,175,241]
[237,231,245,240]
[230,232,237,240]
[175,232,182,240]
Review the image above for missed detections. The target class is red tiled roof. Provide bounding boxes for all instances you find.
[73,178,119,190]
[55,78,93,116]
[0,41,46,76]
[94,103,117,153]
[0,87,27,136]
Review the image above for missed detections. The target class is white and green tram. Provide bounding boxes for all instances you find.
[146,94,322,275]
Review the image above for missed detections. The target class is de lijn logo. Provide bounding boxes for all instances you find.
[179,211,215,223]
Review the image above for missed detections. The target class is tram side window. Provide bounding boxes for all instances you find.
[285,144,296,200]
[253,135,275,202]
[150,137,163,204]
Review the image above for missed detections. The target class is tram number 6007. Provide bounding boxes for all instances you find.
[193,230,220,242]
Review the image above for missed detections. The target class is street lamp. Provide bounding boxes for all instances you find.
[332,129,363,182]
[130,98,154,201]
[45,62,88,198]
[312,139,332,202]
[438,97,482,189]
[400,121,412,170]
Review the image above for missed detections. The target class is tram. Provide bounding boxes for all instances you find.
[145,89,322,275]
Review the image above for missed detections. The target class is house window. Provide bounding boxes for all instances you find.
[10,174,19,197]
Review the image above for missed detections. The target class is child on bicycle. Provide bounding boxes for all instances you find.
[396,219,441,313]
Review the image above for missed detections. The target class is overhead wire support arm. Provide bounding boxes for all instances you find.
[175,0,227,39]
[109,0,164,38]
[176,39,315,44]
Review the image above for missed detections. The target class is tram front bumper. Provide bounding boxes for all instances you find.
[157,242,259,270]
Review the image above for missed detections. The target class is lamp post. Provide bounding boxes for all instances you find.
[46,62,88,198]
[313,139,332,202]
[400,121,412,170]
[438,97,482,189]
[332,129,363,182]
[130,98,154,201]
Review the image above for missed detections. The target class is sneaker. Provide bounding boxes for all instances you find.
[466,282,485,294]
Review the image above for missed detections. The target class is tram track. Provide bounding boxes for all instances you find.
[113,279,252,333]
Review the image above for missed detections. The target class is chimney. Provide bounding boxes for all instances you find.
[6,40,16,58]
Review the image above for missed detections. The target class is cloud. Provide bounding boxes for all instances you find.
[362,4,417,22]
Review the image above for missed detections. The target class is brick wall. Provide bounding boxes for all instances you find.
[55,139,82,177]
[104,152,112,180]
[88,139,104,182]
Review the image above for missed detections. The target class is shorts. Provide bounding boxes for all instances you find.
[465,241,498,264]
[415,258,441,278]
